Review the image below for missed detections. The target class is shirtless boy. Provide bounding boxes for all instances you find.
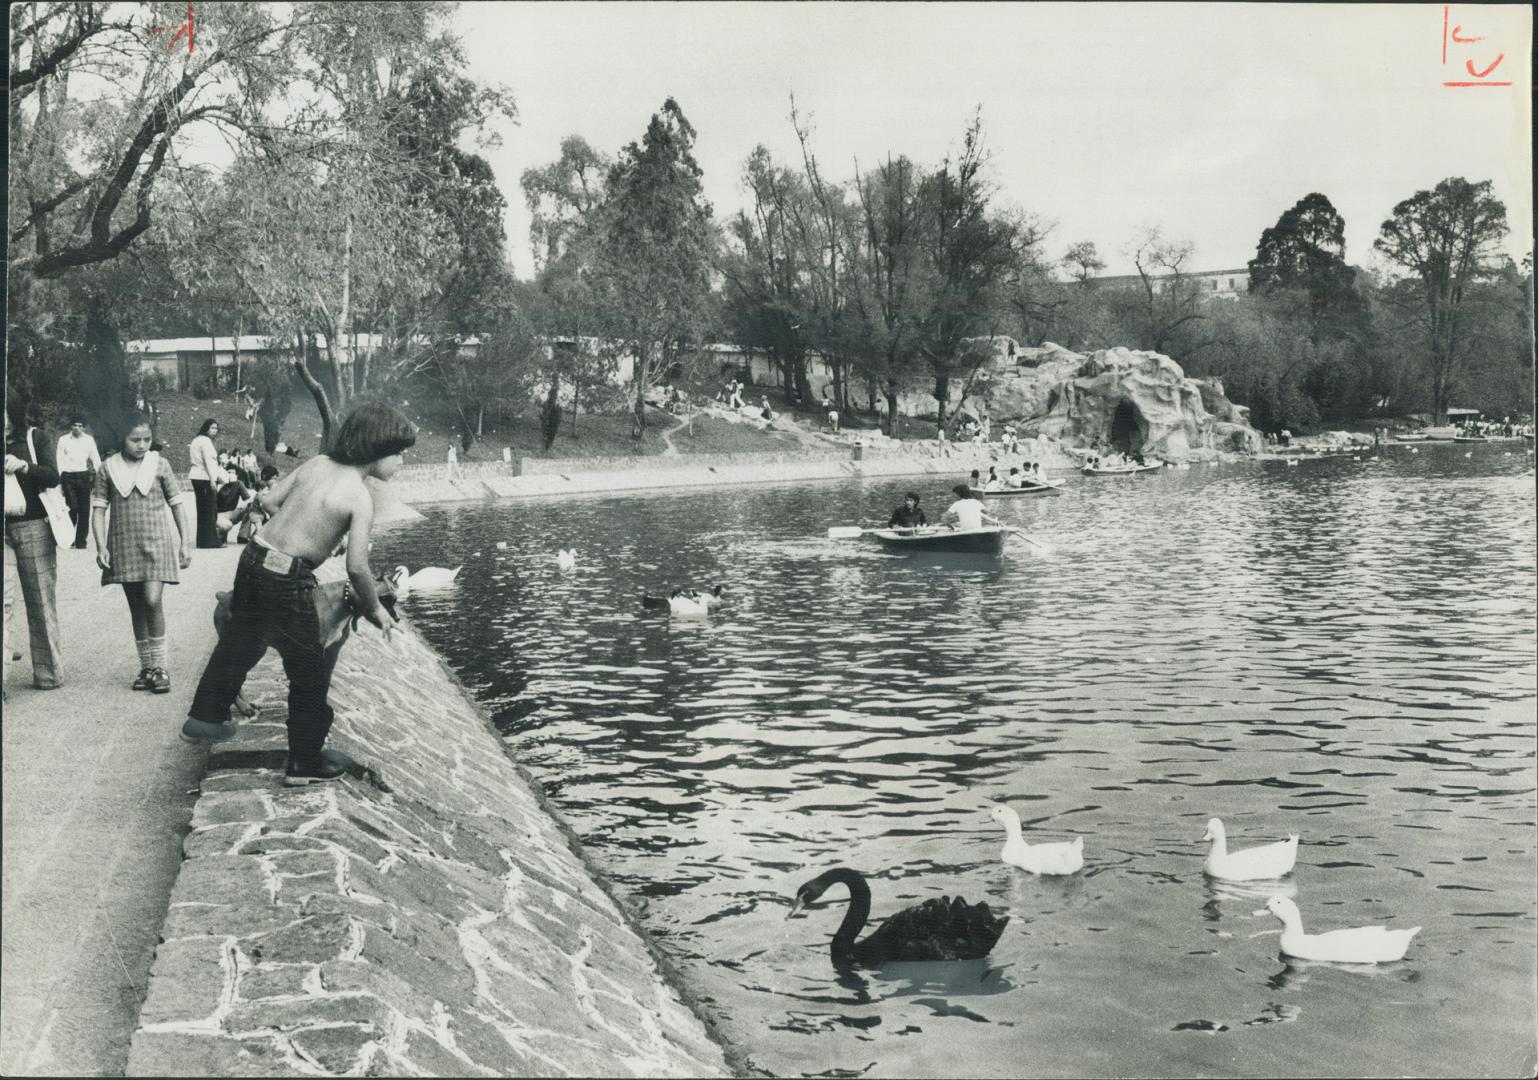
[181,402,414,785]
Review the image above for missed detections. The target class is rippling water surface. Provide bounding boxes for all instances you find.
[378,444,1537,1078]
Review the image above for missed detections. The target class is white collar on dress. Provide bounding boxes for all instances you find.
[105,450,160,499]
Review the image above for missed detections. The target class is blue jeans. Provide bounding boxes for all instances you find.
[188,543,338,757]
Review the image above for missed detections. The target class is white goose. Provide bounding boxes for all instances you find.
[989,805,1084,875]
[1202,818,1297,881]
[1260,896,1421,963]
[392,565,462,598]
[556,548,577,570]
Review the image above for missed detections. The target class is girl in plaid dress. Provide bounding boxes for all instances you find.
[91,414,193,693]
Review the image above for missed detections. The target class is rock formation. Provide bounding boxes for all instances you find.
[959,343,1261,459]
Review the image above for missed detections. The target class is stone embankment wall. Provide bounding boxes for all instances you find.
[127,621,733,1077]
[386,442,1101,507]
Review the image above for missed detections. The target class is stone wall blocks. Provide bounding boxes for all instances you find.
[319,959,437,1020]
[136,937,232,1026]
[447,1007,552,1075]
[272,870,339,908]
[245,913,356,965]
[183,822,261,859]
[125,1031,296,1077]
[163,902,294,940]
[237,963,318,1002]
[259,848,342,878]
[191,791,273,828]
[288,1023,379,1074]
[304,817,395,866]
[400,1029,497,1077]
[357,923,476,1002]
[224,992,398,1037]
[300,893,397,930]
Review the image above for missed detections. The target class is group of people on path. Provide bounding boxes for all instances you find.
[5,401,413,786]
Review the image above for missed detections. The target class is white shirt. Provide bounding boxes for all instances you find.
[56,431,101,473]
[946,497,985,531]
[188,434,223,483]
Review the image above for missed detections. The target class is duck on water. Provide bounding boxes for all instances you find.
[787,867,1009,968]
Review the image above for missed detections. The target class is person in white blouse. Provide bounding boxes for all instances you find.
[55,416,102,549]
[187,418,226,548]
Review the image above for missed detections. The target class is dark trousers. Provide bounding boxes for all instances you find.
[60,471,93,546]
[191,479,221,547]
[188,544,338,758]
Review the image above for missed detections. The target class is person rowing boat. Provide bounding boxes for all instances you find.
[941,484,1002,531]
[887,491,927,532]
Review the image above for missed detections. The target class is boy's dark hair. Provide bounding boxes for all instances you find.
[260,464,279,482]
[328,401,416,466]
[197,418,219,437]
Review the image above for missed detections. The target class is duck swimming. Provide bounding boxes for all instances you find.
[556,548,577,570]
[640,586,724,617]
[391,565,463,598]
[989,805,1084,875]
[1260,896,1421,963]
[787,867,1009,968]
[1202,818,1298,881]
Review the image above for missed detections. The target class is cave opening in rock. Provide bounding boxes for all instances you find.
[1110,399,1144,454]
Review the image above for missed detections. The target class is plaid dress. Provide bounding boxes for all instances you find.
[91,452,186,584]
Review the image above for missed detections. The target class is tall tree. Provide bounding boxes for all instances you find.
[1373,177,1510,422]
[1248,193,1365,344]
[1117,225,1205,356]
[594,98,715,440]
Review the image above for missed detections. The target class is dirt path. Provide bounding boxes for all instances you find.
[658,410,691,455]
[2,544,242,1075]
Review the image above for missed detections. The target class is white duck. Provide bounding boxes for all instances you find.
[1260,896,1421,963]
[392,565,462,597]
[556,548,577,570]
[989,805,1084,875]
[1202,818,1298,881]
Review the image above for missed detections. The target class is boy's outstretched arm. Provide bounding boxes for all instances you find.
[344,486,392,631]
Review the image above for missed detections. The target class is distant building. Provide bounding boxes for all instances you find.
[124,334,481,392]
[1092,267,1250,300]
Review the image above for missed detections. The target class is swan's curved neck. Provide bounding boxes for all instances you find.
[1000,815,1024,842]
[824,868,872,959]
[1208,832,1227,858]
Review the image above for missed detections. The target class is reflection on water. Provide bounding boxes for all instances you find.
[380,445,1537,1078]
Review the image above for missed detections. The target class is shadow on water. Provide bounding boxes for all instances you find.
[379,447,1537,1078]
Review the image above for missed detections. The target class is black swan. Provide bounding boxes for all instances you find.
[787,867,1009,967]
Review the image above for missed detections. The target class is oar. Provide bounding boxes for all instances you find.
[1003,526,1050,554]
[827,525,869,539]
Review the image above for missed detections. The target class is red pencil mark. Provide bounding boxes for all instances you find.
[148,3,196,55]
[1465,53,1504,78]
[1441,6,1510,89]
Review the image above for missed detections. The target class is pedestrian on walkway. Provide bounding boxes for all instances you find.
[92,414,193,694]
[188,419,226,548]
[182,401,412,786]
[5,407,64,692]
[55,415,101,549]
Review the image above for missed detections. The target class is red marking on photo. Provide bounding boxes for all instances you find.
[148,3,196,55]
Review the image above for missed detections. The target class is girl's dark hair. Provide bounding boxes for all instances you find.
[197,418,219,438]
[328,401,416,466]
[122,412,155,440]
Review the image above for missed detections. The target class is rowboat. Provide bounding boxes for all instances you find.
[973,480,1063,497]
[869,526,1008,554]
[1453,435,1487,443]
[1393,433,1429,442]
[1081,461,1163,476]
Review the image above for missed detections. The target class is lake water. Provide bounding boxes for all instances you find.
[376,443,1537,1078]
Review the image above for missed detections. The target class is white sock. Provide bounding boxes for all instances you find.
[136,638,152,669]
[146,636,167,671]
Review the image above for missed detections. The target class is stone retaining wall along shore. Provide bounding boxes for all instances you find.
[126,620,734,1076]
[386,442,1106,507]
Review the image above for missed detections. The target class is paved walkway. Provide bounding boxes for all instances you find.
[2,543,243,1076]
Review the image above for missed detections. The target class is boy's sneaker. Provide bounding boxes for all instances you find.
[132,668,153,691]
[284,754,347,787]
[149,668,171,694]
[181,716,239,743]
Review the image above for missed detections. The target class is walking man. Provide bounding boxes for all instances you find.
[55,415,101,549]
